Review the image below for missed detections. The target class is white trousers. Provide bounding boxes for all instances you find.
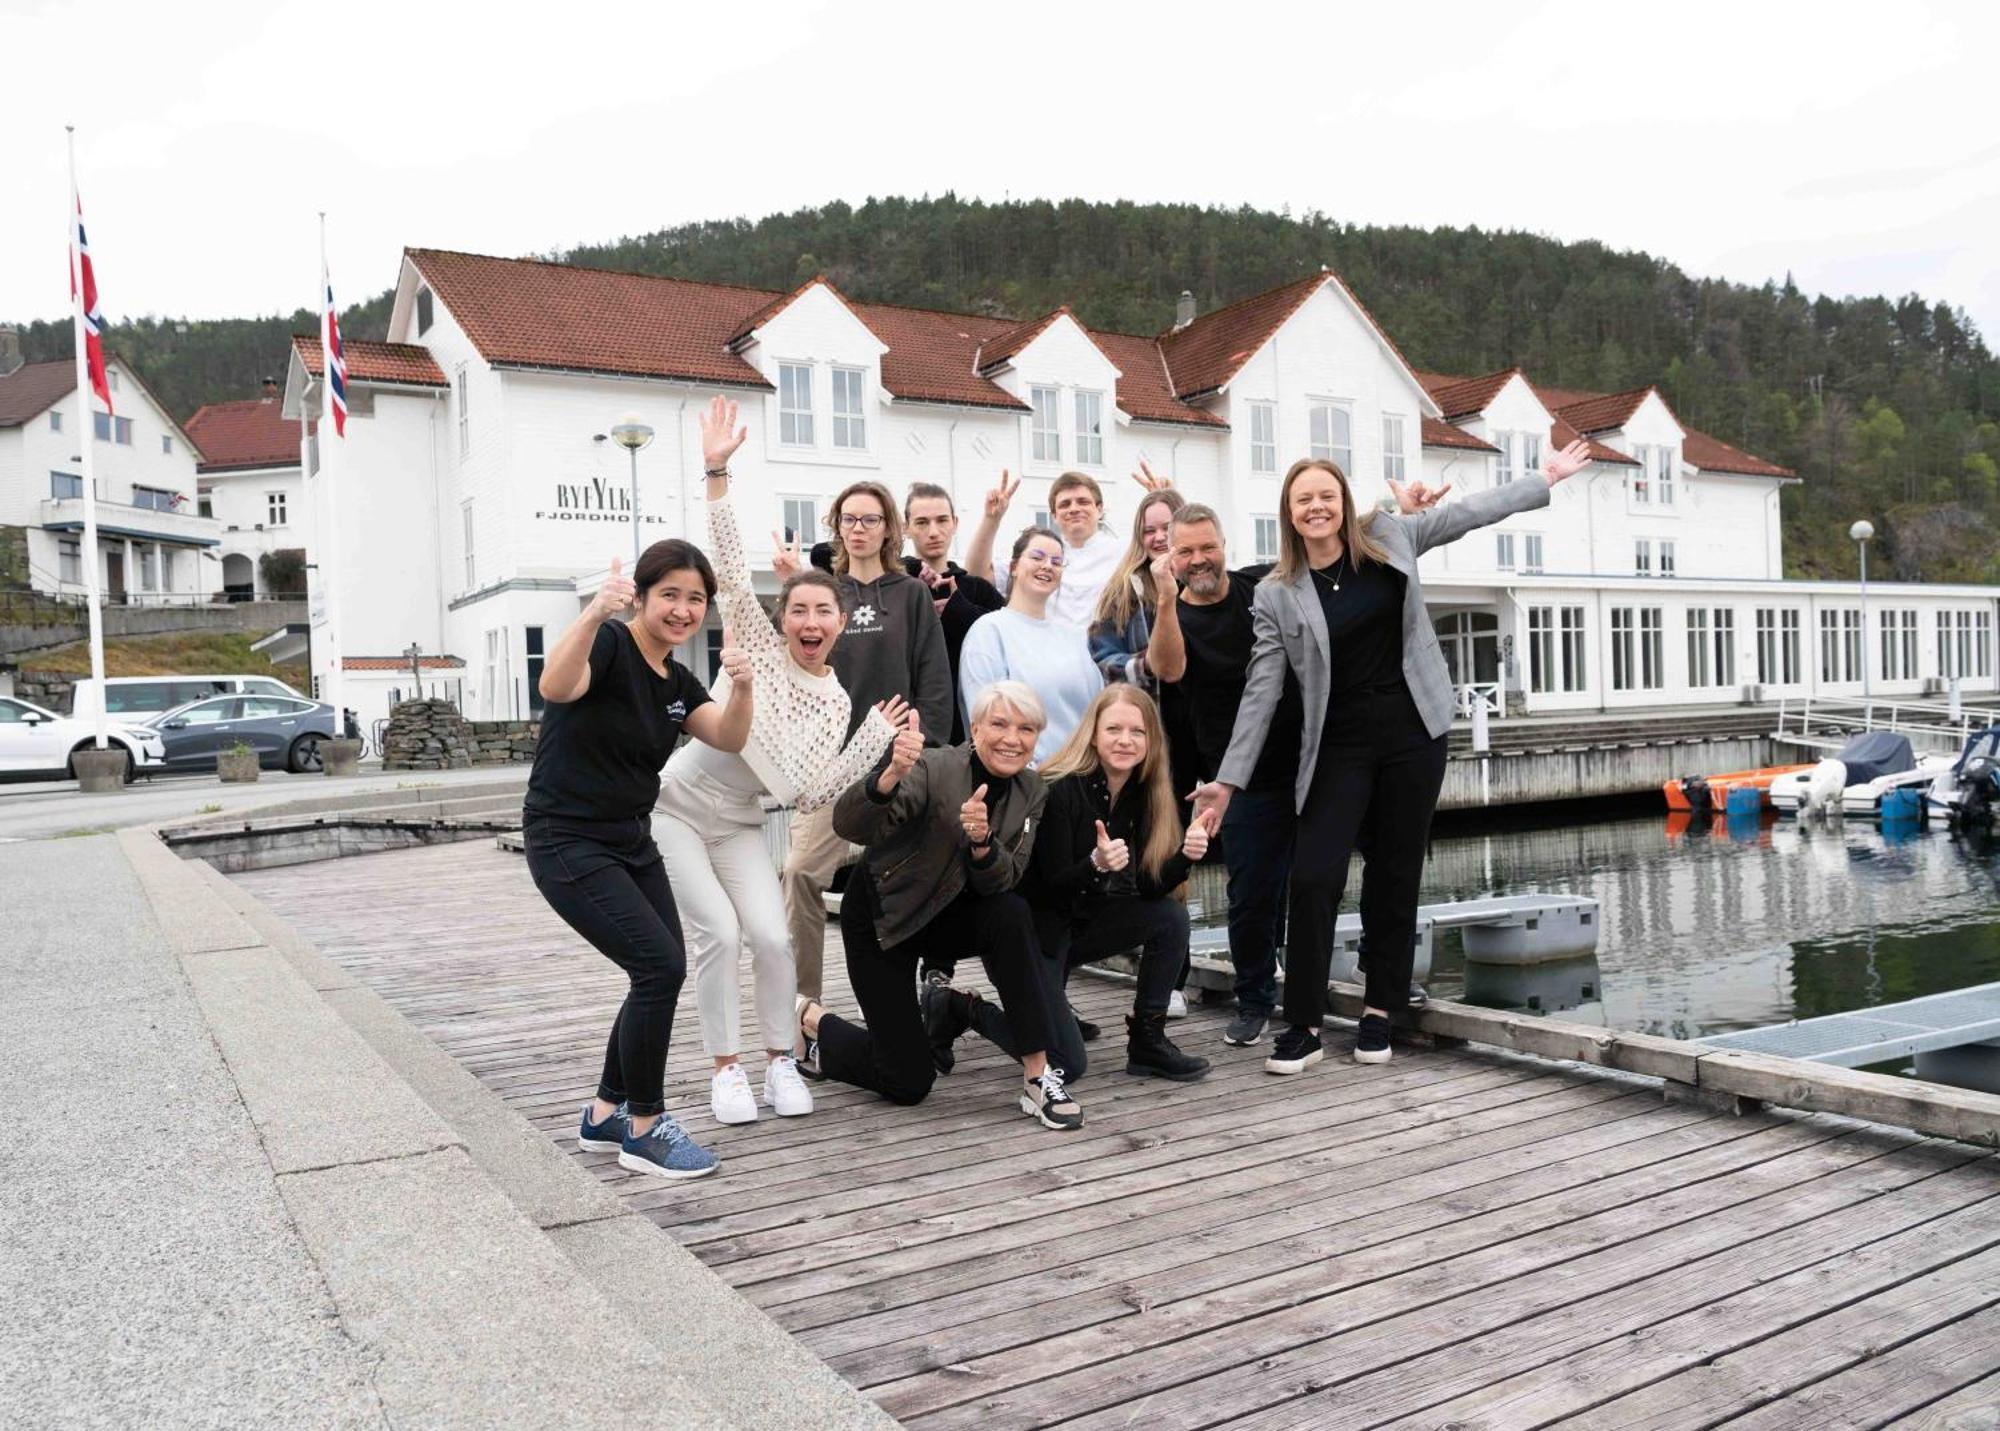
[654,765,795,1059]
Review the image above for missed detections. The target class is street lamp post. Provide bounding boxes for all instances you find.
[1851,519,1874,699]
[609,416,656,572]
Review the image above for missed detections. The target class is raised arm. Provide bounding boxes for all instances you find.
[696,396,782,654]
[796,699,901,813]
[538,558,633,703]
[1395,438,1589,556]
[964,469,1019,589]
[1139,547,1185,682]
[680,626,753,753]
[833,714,927,844]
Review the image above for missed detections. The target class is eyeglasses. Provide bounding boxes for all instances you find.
[838,513,885,530]
[1021,549,1066,568]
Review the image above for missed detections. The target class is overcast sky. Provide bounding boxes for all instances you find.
[6,0,1996,348]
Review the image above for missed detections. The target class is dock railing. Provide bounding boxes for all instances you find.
[1774,693,1979,755]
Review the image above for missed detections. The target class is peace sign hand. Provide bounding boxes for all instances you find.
[961,783,992,846]
[1130,457,1173,494]
[698,394,747,471]
[984,470,1020,521]
[771,529,804,581]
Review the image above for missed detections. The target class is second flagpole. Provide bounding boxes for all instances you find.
[65,125,109,754]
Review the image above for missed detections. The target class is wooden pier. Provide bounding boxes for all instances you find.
[236,840,2000,1429]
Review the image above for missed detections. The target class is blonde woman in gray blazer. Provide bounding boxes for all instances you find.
[1193,439,1589,1072]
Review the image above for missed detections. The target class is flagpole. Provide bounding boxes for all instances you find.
[66,125,108,752]
[318,212,345,721]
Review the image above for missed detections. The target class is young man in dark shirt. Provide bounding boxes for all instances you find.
[903,482,1005,743]
[1144,504,1301,1047]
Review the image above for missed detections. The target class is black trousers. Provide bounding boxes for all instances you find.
[1285,688,1448,1025]
[967,896,1189,1080]
[819,868,1055,1106]
[525,819,687,1118]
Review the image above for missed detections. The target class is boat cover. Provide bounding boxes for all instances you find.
[1955,727,2000,773]
[1833,730,1914,783]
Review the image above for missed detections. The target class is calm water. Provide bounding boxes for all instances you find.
[1416,809,2000,1040]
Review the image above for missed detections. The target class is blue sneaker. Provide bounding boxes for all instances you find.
[577,1101,628,1153]
[617,1114,719,1180]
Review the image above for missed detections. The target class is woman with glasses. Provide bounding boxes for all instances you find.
[956,527,1104,764]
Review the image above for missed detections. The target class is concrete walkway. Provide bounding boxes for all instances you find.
[0,820,890,1428]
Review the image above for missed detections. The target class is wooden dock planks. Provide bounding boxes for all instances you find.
[236,839,2000,1429]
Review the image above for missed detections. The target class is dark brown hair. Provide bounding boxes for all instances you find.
[903,481,954,519]
[779,567,846,613]
[634,538,716,599]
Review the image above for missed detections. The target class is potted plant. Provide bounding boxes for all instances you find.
[217,740,261,784]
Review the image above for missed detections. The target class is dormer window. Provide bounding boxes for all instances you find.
[1030,386,1060,463]
[1382,415,1407,482]
[1308,402,1351,472]
[1074,391,1104,466]
[831,367,866,450]
[1248,402,1276,475]
[778,363,814,447]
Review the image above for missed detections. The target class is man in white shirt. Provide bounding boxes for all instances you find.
[965,470,1122,629]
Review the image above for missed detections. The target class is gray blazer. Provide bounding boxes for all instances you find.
[1216,476,1553,810]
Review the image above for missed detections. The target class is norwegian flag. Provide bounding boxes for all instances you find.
[322,273,347,438]
[69,196,112,414]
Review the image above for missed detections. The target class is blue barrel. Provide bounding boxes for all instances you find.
[1725,786,1763,818]
[1882,787,1924,823]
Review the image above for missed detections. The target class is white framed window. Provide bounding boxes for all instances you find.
[132,485,175,511]
[525,626,546,716]
[1253,515,1279,564]
[196,487,213,519]
[1634,538,1652,577]
[1659,540,1677,578]
[1382,415,1407,482]
[1687,609,1712,686]
[1522,433,1543,482]
[462,500,476,590]
[1529,605,1587,693]
[1308,402,1352,472]
[160,435,173,456]
[1881,610,1918,681]
[1610,607,1665,692]
[1820,608,1863,683]
[1756,608,1803,685]
[139,544,159,592]
[1074,390,1104,467]
[106,369,120,393]
[455,364,470,459]
[778,362,814,447]
[483,628,502,716]
[93,412,133,445]
[781,496,818,546]
[1522,533,1544,574]
[1495,533,1516,572]
[1496,432,1515,485]
[49,409,62,433]
[1248,401,1276,475]
[831,366,866,450]
[51,471,82,500]
[58,537,80,584]
[1939,610,1994,680]
[1030,386,1060,463]
[1654,445,1678,507]
[1714,609,1737,686]
[1631,460,1651,505]
[267,491,287,527]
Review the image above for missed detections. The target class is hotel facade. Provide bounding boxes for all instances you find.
[279,249,1999,734]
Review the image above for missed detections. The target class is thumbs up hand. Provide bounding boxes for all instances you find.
[960,782,992,846]
[1093,817,1131,873]
[718,624,752,690]
[878,708,923,795]
[592,556,637,620]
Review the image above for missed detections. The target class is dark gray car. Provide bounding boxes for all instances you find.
[156,694,337,772]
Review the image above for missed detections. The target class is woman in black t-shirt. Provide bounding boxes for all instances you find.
[523,539,752,1181]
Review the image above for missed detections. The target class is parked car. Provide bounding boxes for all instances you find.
[0,696,166,782]
[69,674,308,722]
[155,694,337,773]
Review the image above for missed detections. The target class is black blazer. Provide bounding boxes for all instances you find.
[1022,770,1190,917]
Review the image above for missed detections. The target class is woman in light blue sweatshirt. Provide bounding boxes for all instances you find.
[959,527,1105,765]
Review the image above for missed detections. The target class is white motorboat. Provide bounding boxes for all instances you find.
[1770,731,1948,820]
[1926,727,2000,827]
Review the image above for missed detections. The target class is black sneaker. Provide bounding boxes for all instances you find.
[1223,1010,1270,1047]
[1354,1013,1392,1065]
[921,973,967,1075]
[1264,1025,1323,1075]
[1073,1006,1102,1043]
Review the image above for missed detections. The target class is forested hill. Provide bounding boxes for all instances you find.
[12,196,1998,581]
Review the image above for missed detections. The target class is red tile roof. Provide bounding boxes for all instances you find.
[845,300,1026,411]
[342,655,466,671]
[1421,416,1498,452]
[186,398,307,473]
[0,360,79,426]
[1549,386,1654,435]
[1422,368,1520,421]
[1088,329,1227,428]
[1682,430,1794,478]
[976,309,1070,373]
[1157,273,1326,399]
[294,335,448,387]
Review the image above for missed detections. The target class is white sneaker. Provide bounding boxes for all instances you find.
[762,1056,814,1117]
[709,1063,758,1125]
[1167,989,1189,1019]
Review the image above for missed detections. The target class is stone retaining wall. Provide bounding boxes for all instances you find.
[381,697,538,770]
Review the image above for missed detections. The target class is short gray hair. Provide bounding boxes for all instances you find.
[969,679,1047,731]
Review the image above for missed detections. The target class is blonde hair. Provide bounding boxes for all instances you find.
[1093,489,1186,634]
[1040,686,1181,884]
[1268,457,1388,585]
[969,679,1047,731]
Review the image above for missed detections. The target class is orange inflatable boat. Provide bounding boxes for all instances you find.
[1662,765,1815,813]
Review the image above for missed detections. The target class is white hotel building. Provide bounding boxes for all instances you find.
[281,248,1999,734]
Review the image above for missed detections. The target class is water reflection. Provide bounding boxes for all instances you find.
[1421,813,2000,1041]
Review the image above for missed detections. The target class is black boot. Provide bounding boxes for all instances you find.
[1124,1011,1211,1082]
[921,976,972,1075]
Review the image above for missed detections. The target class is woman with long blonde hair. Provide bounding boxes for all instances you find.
[1089,485,1185,687]
[1193,442,1589,1072]
[926,683,1213,1082]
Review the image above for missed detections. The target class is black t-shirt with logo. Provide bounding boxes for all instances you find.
[1172,565,1303,792]
[524,621,711,826]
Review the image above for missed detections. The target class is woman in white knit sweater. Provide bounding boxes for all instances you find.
[657,397,903,1126]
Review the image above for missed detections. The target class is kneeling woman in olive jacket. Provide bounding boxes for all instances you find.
[798,680,1084,1130]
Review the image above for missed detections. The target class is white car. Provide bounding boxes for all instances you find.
[0,695,167,782]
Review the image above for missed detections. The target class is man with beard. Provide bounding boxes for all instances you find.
[1142,504,1300,1047]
